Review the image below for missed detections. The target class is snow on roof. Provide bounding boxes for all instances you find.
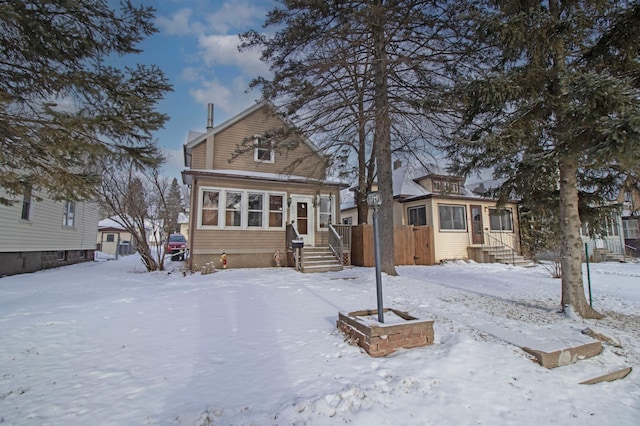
[177,212,189,224]
[98,217,126,230]
[183,168,346,187]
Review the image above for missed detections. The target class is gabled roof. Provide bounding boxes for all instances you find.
[184,101,269,152]
[183,101,322,168]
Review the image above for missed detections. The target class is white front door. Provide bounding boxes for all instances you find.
[290,195,315,246]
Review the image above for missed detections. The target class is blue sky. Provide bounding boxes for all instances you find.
[130,0,276,180]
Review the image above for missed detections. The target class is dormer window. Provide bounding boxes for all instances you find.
[254,136,274,163]
[432,180,459,194]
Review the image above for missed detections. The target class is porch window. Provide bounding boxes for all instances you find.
[438,205,466,230]
[248,193,264,227]
[408,205,427,226]
[268,195,284,227]
[318,195,333,228]
[489,208,513,232]
[623,219,639,239]
[225,192,243,227]
[201,190,220,226]
[199,187,286,230]
[63,201,75,227]
[254,136,274,163]
[21,185,32,220]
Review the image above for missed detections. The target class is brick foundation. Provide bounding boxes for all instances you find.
[337,309,434,357]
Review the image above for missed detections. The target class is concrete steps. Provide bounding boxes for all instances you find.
[483,246,534,267]
[301,247,343,273]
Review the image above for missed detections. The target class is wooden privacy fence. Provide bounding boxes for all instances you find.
[351,225,435,267]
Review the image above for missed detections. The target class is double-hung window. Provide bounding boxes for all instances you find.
[254,136,274,163]
[268,195,284,227]
[63,201,76,227]
[318,195,333,228]
[489,208,513,232]
[247,193,264,227]
[21,185,32,220]
[225,192,243,227]
[438,205,466,230]
[201,190,220,226]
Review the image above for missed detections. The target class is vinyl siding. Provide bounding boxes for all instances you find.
[190,176,341,255]
[0,190,99,252]
[192,106,326,180]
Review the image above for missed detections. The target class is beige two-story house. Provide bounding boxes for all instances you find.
[182,101,345,270]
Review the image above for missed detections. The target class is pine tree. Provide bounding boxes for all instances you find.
[446,0,640,318]
[0,0,171,204]
[165,178,183,234]
[242,0,467,275]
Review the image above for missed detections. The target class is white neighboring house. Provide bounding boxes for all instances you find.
[97,217,136,256]
[0,188,99,277]
[177,212,189,241]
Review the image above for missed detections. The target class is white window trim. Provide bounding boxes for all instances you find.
[63,201,76,227]
[197,186,286,230]
[438,204,467,232]
[317,194,334,231]
[253,135,275,164]
[488,208,514,232]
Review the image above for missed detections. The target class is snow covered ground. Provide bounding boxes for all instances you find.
[0,255,638,425]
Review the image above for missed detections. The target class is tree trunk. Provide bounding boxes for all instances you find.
[356,95,371,225]
[558,155,603,319]
[371,0,397,275]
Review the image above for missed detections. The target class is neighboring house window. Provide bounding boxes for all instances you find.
[408,206,427,226]
[225,191,243,227]
[248,193,264,227]
[269,195,284,227]
[63,201,76,227]
[21,185,32,220]
[433,180,459,194]
[623,219,639,239]
[489,208,513,232]
[318,195,333,228]
[202,190,220,226]
[342,217,353,225]
[438,205,466,230]
[106,234,115,242]
[254,136,274,163]
[605,218,619,237]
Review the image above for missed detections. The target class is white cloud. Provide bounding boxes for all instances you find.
[188,79,260,121]
[205,1,266,34]
[155,8,204,36]
[198,34,268,74]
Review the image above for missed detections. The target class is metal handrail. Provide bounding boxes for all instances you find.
[328,224,343,265]
[482,231,518,265]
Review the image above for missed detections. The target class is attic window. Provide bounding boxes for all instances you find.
[433,180,459,194]
[254,136,274,163]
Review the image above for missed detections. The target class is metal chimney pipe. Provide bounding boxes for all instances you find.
[206,103,214,130]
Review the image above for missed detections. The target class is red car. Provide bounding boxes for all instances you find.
[166,234,187,261]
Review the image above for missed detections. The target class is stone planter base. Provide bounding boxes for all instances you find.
[337,308,434,357]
